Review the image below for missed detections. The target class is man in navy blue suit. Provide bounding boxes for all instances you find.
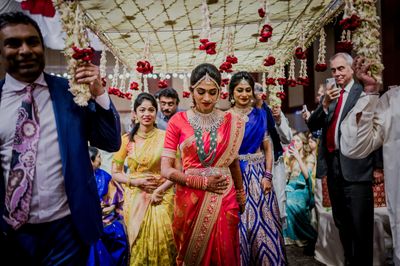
[0,12,121,265]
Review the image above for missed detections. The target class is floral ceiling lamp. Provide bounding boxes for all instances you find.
[352,0,384,85]
[55,0,93,106]
[198,0,216,55]
[315,27,327,72]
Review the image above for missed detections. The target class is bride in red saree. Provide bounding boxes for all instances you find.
[161,63,246,266]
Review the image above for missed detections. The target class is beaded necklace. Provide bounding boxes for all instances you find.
[187,108,224,167]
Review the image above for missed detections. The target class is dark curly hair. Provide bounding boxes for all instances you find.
[228,71,256,106]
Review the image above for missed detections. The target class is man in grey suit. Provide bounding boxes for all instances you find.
[307,53,382,266]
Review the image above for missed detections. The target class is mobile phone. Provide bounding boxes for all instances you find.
[326,78,336,88]
[302,104,308,112]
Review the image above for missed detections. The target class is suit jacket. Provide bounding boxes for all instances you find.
[307,81,380,182]
[0,73,121,244]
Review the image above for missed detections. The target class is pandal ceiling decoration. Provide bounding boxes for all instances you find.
[72,0,343,73]
[51,0,382,106]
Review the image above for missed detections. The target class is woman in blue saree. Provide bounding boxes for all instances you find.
[87,147,129,266]
[229,72,286,266]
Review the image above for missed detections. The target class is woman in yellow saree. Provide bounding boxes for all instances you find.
[161,63,246,266]
[112,93,177,265]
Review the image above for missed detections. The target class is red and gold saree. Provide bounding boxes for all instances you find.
[163,109,245,266]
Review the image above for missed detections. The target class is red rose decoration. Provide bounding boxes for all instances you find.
[219,61,233,73]
[158,79,168,89]
[124,92,132,100]
[287,79,297,87]
[226,55,238,64]
[199,39,217,55]
[315,63,327,72]
[72,45,95,62]
[220,91,229,99]
[266,77,276,85]
[336,41,353,54]
[261,93,267,100]
[295,47,307,60]
[183,91,191,98]
[276,91,286,100]
[129,81,139,91]
[297,77,310,87]
[258,8,265,18]
[339,14,361,31]
[263,56,276,66]
[259,24,273,43]
[277,78,287,86]
[136,60,153,74]
[221,78,230,86]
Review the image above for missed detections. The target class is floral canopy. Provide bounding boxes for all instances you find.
[75,0,342,73]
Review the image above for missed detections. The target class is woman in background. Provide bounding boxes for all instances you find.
[284,132,317,250]
[229,72,286,265]
[112,93,177,265]
[161,63,246,266]
[87,147,128,266]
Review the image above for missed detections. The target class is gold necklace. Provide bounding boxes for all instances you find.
[188,108,225,132]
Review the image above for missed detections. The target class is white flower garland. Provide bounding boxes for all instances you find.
[352,0,384,84]
[299,58,308,79]
[99,47,107,78]
[200,0,211,40]
[54,0,91,106]
[111,58,119,88]
[289,58,296,80]
[317,28,326,64]
[120,67,128,92]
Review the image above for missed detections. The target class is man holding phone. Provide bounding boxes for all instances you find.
[307,53,382,265]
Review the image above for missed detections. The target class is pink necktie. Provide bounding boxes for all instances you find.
[326,88,345,153]
[4,84,39,229]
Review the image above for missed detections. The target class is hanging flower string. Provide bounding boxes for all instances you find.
[315,27,327,72]
[182,76,191,98]
[99,47,107,87]
[220,73,229,99]
[267,65,282,107]
[259,1,273,43]
[260,72,267,100]
[257,0,266,18]
[287,58,297,87]
[340,0,361,31]
[297,58,309,87]
[336,30,353,54]
[54,0,92,106]
[352,0,384,85]
[199,0,216,55]
[219,29,237,73]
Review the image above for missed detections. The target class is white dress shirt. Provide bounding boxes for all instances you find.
[0,73,110,223]
[334,79,354,149]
